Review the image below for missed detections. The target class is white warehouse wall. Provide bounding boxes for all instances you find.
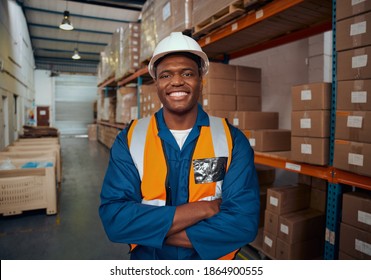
[34,70,55,127]
[0,0,35,150]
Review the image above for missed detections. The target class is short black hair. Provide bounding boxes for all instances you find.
[153,52,202,79]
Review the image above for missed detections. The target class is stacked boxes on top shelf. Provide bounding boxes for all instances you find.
[98,23,141,85]
[140,0,193,64]
[261,174,327,259]
[334,1,371,177]
[114,24,141,81]
[290,82,332,165]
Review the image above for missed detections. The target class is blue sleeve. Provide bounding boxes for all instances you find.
[99,129,176,249]
[185,126,260,259]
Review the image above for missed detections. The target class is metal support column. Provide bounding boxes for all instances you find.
[324,0,342,260]
[324,182,343,259]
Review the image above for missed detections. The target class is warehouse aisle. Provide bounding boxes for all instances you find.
[0,136,130,260]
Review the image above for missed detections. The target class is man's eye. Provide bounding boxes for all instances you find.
[159,74,171,79]
[182,72,193,77]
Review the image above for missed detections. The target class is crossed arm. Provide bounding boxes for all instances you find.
[165,199,221,247]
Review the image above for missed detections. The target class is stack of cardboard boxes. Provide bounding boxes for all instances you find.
[261,176,326,259]
[334,1,371,177]
[339,191,371,259]
[140,84,162,118]
[255,164,276,228]
[97,88,116,124]
[290,82,331,165]
[116,86,138,125]
[140,0,193,63]
[114,24,141,81]
[203,62,290,153]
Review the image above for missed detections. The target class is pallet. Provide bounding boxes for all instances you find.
[193,0,245,38]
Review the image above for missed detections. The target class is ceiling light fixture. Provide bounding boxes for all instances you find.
[59,0,74,31]
[72,48,81,60]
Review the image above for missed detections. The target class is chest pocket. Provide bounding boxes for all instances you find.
[193,157,227,184]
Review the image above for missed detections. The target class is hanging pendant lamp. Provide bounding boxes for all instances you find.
[72,48,81,60]
[59,10,74,31]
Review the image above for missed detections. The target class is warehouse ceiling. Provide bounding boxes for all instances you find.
[17,0,145,75]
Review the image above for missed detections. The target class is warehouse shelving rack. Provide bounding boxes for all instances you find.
[97,0,370,259]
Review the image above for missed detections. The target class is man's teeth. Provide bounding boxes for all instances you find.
[169,92,187,97]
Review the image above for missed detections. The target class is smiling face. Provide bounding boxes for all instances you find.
[154,54,203,126]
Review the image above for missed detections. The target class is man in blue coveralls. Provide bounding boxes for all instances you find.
[99,32,260,260]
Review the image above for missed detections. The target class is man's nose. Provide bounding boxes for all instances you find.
[170,74,184,86]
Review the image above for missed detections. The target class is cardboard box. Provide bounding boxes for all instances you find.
[236,81,261,96]
[291,82,331,111]
[202,94,236,111]
[337,80,371,111]
[203,78,236,95]
[256,164,276,187]
[333,140,371,177]
[266,185,311,215]
[87,124,97,141]
[153,0,193,43]
[275,237,324,260]
[336,0,371,21]
[291,136,329,166]
[236,96,261,111]
[264,210,279,235]
[262,230,277,258]
[236,65,261,82]
[278,208,325,244]
[116,87,137,124]
[338,250,357,260]
[298,174,312,186]
[342,192,371,232]
[335,111,371,143]
[339,222,371,259]
[291,110,330,137]
[244,129,291,152]
[311,177,327,191]
[337,46,371,81]
[228,111,279,130]
[206,110,230,118]
[310,188,327,212]
[336,11,371,51]
[207,62,236,80]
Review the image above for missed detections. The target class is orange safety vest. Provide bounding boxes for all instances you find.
[127,115,237,260]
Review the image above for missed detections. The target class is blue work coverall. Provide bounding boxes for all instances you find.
[99,105,260,260]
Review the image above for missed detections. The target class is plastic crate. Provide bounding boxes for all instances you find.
[5,145,61,183]
[0,151,58,185]
[0,160,57,216]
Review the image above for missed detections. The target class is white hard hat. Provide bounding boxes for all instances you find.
[148,32,209,79]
